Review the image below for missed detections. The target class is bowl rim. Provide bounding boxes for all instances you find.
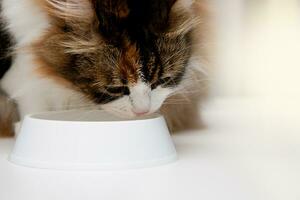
[25,110,164,124]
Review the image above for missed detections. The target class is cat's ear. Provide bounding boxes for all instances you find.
[166,0,202,37]
[44,0,94,24]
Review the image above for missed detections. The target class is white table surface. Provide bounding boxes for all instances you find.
[0,97,299,200]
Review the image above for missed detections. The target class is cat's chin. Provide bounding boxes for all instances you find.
[100,108,158,120]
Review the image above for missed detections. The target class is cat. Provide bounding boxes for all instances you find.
[0,0,209,136]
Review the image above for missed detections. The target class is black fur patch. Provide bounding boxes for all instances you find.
[0,4,13,79]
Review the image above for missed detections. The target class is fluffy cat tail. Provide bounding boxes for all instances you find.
[0,89,17,137]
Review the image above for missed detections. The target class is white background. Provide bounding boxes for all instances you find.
[213,0,300,97]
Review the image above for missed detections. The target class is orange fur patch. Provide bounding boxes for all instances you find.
[0,95,17,137]
[0,119,14,137]
[119,42,140,85]
[33,56,74,90]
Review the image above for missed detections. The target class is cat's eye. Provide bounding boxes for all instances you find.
[160,77,172,84]
[105,86,130,95]
[151,82,159,90]
[151,77,173,90]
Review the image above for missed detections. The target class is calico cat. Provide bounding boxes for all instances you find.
[0,0,208,136]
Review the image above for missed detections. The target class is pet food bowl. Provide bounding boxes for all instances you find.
[9,110,177,170]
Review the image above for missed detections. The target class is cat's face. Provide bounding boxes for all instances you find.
[80,35,191,118]
[35,0,198,117]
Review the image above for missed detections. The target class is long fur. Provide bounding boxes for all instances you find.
[0,0,210,135]
[163,0,210,132]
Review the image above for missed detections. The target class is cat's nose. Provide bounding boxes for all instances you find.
[132,108,150,116]
[131,99,151,116]
[131,100,151,116]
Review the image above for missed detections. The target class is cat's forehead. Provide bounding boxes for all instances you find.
[91,0,176,86]
[112,39,161,87]
[91,0,174,86]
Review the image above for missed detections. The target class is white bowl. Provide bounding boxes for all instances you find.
[9,110,177,170]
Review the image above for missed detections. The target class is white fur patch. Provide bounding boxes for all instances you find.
[0,0,95,119]
[129,81,151,114]
[150,86,173,113]
[1,0,50,46]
